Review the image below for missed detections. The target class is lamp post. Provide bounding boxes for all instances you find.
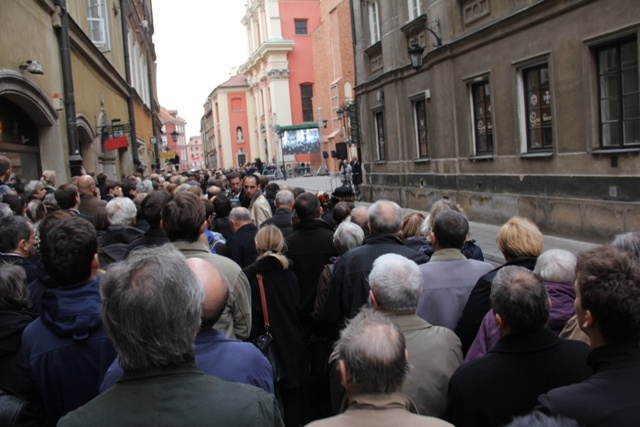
[274,125,286,181]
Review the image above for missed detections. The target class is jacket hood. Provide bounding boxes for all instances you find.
[40,277,103,340]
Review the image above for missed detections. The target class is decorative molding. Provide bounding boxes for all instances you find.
[462,0,490,25]
[267,68,290,80]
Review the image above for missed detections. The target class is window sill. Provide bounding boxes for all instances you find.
[469,154,495,161]
[591,147,640,155]
[414,157,431,163]
[374,160,387,165]
[520,151,553,158]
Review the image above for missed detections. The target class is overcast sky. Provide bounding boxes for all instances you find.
[152,1,248,137]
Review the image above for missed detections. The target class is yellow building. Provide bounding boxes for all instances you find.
[0,0,159,183]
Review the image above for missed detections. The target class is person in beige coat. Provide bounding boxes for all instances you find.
[305,309,453,427]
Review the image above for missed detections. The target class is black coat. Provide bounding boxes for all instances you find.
[0,309,43,424]
[244,256,304,390]
[447,328,591,427]
[455,256,538,355]
[261,208,293,238]
[322,234,429,336]
[124,227,170,257]
[226,223,258,269]
[538,343,640,427]
[285,219,338,332]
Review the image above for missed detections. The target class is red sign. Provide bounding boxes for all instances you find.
[103,135,128,151]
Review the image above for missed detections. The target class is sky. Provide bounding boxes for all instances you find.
[152,1,248,138]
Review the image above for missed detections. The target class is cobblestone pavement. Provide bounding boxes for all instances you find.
[272,175,599,266]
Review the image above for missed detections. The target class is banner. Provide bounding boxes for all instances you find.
[103,135,128,151]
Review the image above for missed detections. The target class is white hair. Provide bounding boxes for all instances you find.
[106,197,137,226]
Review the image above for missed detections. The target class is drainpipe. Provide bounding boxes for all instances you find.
[120,0,140,172]
[54,0,83,177]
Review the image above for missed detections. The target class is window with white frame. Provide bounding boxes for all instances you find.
[374,110,386,160]
[596,37,640,147]
[471,80,493,154]
[522,64,553,151]
[368,2,381,44]
[414,98,429,157]
[408,0,421,21]
[87,0,110,52]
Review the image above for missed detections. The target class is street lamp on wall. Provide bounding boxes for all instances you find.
[407,18,443,71]
[170,130,179,143]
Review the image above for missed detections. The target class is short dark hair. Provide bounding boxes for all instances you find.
[490,266,549,334]
[54,184,78,209]
[332,201,354,225]
[40,216,98,287]
[141,191,169,228]
[243,174,259,188]
[576,245,640,344]
[432,210,469,249]
[0,215,31,253]
[226,171,240,181]
[105,181,120,193]
[121,179,137,199]
[161,192,205,242]
[212,196,232,218]
[294,192,321,222]
[0,156,11,176]
[264,182,280,199]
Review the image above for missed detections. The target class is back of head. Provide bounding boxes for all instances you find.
[106,197,137,226]
[294,192,321,222]
[337,308,407,394]
[212,195,232,218]
[496,216,543,259]
[141,191,169,228]
[368,200,402,235]
[612,232,640,260]
[42,170,57,186]
[0,264,29,310]
[121,179,137,199]
[576,245,640,344]
[161,192,206,242]
[275,190,294,208]
[77,175,95,194]
[41,216,98,287]
[136,179,154,194]
[349,206,369,234]
[54,184,78,209]
[0,155,11,177]
[264,182,280,199]
[490,266,549,334]
[230,206,252,223]
[185,257,229,329]
[0,215,31,253]
[255,225,289,269]
[332,201,355,225]
[534,249,577,284]
[101,244,203,371]
[369,253,422,313]
[26,199,46,224]
[333,221,365,254]
[432,210,469,249]
[399,212,426,241]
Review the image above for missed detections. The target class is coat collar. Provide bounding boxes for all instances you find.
[587,342,640,372]
[389,313,433,332]
[430,248,466,261]
[490,328,562,354]
[342,392,419,414]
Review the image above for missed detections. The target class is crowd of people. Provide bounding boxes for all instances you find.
[1,152,640,426]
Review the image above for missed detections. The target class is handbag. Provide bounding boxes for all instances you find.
[252,273,285,383]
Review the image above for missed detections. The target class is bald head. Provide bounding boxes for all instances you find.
[185,258,229,329]
[77,175,96,195]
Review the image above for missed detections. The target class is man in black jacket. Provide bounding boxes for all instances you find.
[447,266,591,427]
[537,246,640,426]
[261,190,294,237]
[226,207,258,268]
[321,200,428,333]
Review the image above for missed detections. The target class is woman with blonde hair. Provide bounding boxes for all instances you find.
[41,170,56,194]
[243,225,304,427]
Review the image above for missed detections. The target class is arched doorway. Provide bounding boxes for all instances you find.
[0,71,60,182]
[77,114,97,174]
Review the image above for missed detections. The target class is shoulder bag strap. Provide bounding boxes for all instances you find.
[256,273,270,329]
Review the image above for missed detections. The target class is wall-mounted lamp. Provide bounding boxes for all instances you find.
[19,60,44,75]
[170,130,179,143]
[408,42,425,70]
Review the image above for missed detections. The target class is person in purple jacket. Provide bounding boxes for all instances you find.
[465,249,577,361]
[100,256,273,394]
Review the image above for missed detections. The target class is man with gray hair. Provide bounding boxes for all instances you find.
[306,308,453,427]
[446,266,591,427]
[58,245,283,427]
[368,253,462,417]
[322,200,428,332]
[98,197,143,266]
[261,189,295,237]
[226,206,259,268]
